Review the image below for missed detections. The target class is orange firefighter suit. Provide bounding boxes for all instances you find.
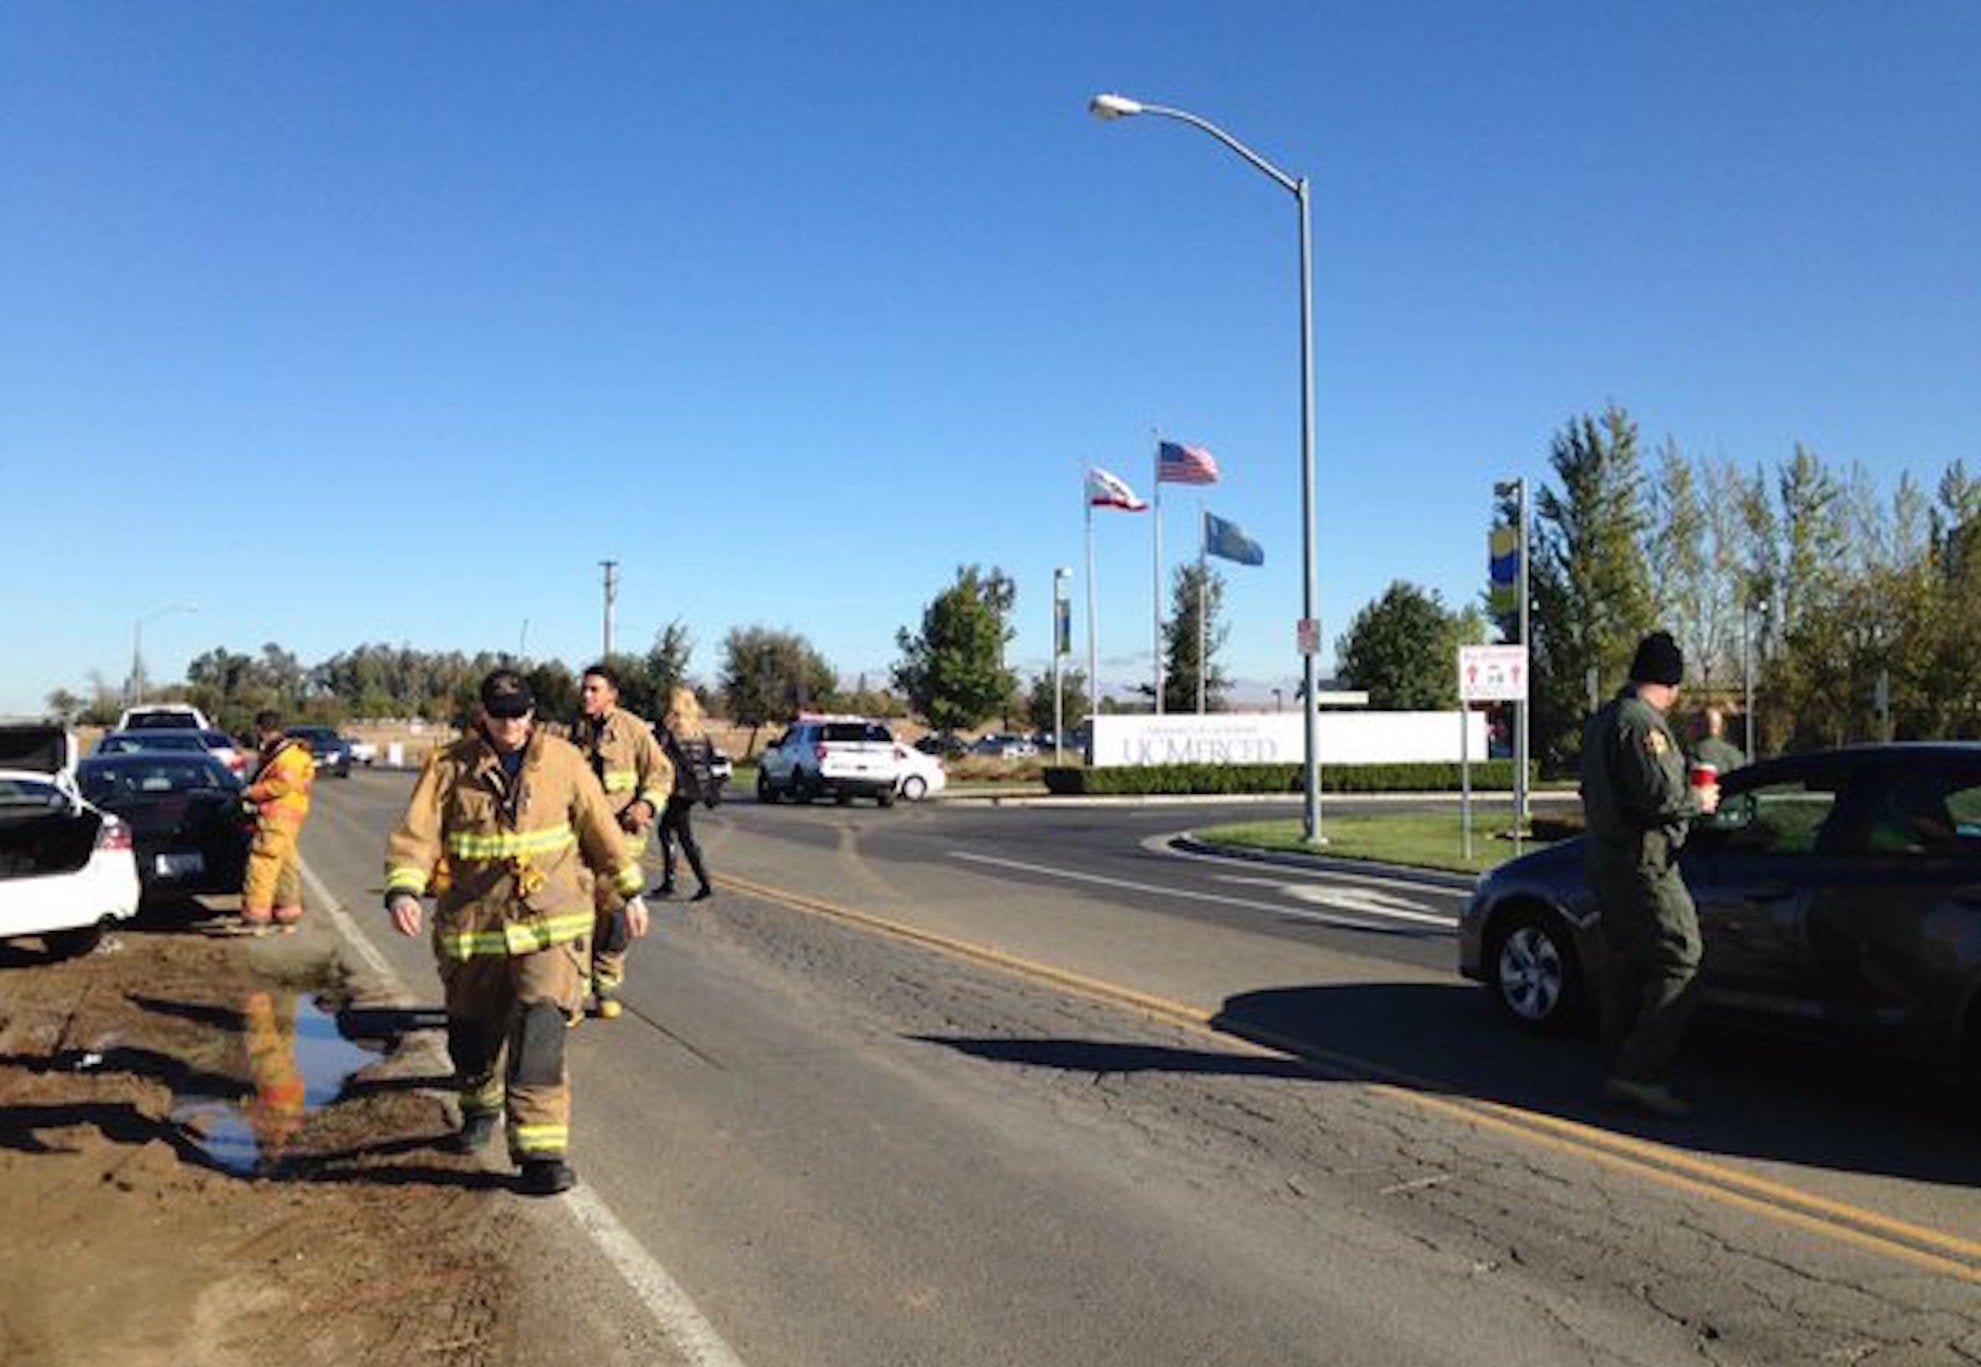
[569,706,672,1007]
[383,726,641,1162]
[243,735,315,926]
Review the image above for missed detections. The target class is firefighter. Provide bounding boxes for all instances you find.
[241,710,315,931]
[569,663,673,1019]
[383,669,647,1196]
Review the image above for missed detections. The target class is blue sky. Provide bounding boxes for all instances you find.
[5,2,1977,716]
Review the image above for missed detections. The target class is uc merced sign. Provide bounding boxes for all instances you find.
[1089,711,1486,769]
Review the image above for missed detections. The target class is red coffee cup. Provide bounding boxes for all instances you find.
[1689,760,1718,790]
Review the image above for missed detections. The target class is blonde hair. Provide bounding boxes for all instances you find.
[664,685,705,739]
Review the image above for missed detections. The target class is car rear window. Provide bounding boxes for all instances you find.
[822,722,890,743]
[128,711,200,729]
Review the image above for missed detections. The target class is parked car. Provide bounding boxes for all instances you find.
[76,753,251,896]
[757,716,902,807]
[709,748,734,787]
[1459,743,1981,1090]
[894,746,947,802]
[0,722,141,956]
[346,737,378,767]
[94,728,220,758]
[116,703,214,732]
[285,725,353,778]
[197,729,252,778]
[914,731,968,758]
[970,732,1039,759]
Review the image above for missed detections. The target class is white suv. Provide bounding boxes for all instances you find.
[757,716,905,807]
[116,703,214,732]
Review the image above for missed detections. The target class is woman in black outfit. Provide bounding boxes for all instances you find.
[656,685,715,900]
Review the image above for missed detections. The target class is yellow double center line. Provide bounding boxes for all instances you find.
[716,869,1981,1285]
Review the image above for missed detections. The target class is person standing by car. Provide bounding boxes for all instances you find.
[383,669,648,1196]
[1690,706,1746,775]
[241,710,315,931]
[1580,631,1720,1118]
[655,685,718,902]
[569,664,673,1020]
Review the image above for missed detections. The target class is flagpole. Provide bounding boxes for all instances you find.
[1197,506,1208,714]
[1151,435,1164,715]
[1085,486,1099,747]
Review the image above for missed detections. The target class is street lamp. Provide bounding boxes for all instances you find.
[1090,92,1323,843]
[1052,567,1072,764]
[130,602,197,705]
[1492,477,1531,834]
[1742,596,1772,760]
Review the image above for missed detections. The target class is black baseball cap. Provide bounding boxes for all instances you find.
[479,669,536,719]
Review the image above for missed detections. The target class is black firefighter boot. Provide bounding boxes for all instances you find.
[518,1157,577,1196]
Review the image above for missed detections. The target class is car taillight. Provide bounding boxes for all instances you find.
[96,816,133,852]
[815,744,829,761]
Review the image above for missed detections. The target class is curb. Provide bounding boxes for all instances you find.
[1166,834,1481,892]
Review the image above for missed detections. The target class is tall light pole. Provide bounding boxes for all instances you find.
[130,602,197,705]
[1052,566,1072,763]
[1492,477,1531,833]
[600,559,619,659]
[1742,596,1771,760]
[1090,92,1323,843]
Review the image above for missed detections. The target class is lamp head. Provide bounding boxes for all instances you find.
[1088,93,1143,121]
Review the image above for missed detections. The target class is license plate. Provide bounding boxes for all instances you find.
[156,852,205,878]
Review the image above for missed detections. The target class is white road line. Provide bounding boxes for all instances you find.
[299,855,749,1367]
[1210,876,1456,926]
[948,849,1439,934]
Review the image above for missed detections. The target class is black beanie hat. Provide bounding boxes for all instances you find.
[1630,630,1684,686]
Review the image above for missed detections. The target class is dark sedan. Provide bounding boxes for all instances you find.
[285,724,352,778]
[75,753,252,897]
[1459,743,1981,1088]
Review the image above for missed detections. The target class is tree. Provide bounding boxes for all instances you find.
[1336,581,1477,710]
[893,565,1016,731]
[1646,439,1723,692]
[1023,668,1089,737]
[1153,562,1230,712]
[1530,407,1654,773]
[719,626,836,755]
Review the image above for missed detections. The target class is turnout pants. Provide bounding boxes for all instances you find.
[439,938,586,1160]
[1592,863,1702,1088]
[242,824,304,923]
[589,831,645,1001]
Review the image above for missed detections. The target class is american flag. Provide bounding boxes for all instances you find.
[1086,467,1148,511]
[1157,440,1219,484]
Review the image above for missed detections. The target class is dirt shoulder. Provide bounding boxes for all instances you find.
[0,901,663,1367]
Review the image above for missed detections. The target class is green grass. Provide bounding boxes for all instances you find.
[1194,811,1560,875]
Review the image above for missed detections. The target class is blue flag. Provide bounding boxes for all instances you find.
[1204,512,1264,566]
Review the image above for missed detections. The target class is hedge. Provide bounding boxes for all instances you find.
[1041,760,1530,796]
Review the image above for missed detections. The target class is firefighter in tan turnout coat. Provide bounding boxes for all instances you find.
[384,669,647,1196]
[570,663,672,1018]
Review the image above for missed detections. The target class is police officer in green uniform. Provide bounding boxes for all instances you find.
[1580,631,1720,1118]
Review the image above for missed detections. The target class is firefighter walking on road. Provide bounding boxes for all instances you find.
[569,664,672,1019]
[241,710,315,931]
[384,669,648,1196]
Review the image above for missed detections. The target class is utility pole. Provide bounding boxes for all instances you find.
[600,560,619,659]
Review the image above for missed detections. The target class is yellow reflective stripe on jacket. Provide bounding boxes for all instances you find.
[433,908,596,961]
[444,823,576,861]
[385,866,429,895]
[612,864,643,897]
[510,1122,568,1155]
[601,768,638,794]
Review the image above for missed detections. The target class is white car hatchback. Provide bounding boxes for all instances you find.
[0,722,142,956]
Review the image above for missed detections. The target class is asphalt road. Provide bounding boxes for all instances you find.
[303,772,1981,1367]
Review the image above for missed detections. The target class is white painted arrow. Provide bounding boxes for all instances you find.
[1215,875,1454,926]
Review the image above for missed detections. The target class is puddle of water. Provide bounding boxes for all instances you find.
[172,991,379,1176]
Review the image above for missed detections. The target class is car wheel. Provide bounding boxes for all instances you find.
[901,774,928,802]
[43,925,104,961]
[1487,904,1585,1031]
[757,771,778,804]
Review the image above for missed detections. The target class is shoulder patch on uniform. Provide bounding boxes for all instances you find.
[1645,730,1669,757]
